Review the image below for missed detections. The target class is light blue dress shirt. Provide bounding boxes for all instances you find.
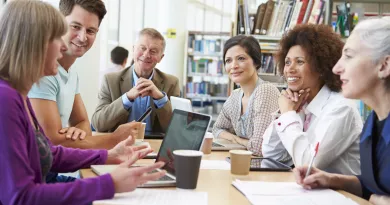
[121,68,168,131]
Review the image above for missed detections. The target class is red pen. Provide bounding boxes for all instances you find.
[305,142,320,178]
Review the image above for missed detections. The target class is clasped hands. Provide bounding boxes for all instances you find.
[278,88,311,114]
[126,78,164,100]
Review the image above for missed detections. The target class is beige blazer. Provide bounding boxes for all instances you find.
[92,66,180,132]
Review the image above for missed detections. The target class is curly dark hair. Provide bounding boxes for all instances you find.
[276,24,344,92]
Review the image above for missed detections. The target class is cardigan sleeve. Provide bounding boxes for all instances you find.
[212,91,238,138]
[246,83,280,156]
[0,86,115,205]
[50,145,108,173]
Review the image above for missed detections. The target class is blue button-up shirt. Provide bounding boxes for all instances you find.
[357,112,390,200]
[121,68,168,131]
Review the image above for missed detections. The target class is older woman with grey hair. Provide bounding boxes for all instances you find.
[293,17,390,205]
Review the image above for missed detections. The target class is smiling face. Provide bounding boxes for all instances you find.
[133,35,164,76]
[44,37,68,76]
[284,45,322,92]
[332,33,381,99]
[224,45,257,84]
[62,5,99,58]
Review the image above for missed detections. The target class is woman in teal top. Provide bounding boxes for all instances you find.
[294,17,390,205]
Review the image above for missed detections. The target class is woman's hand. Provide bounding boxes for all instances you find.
[59,127,87,140]
[279,88,310,114]
[293,166,335,190]
[370,195,390,205]
[107,136,152,164]
[110,153,166,193]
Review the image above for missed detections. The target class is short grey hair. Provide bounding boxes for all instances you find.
[352,17,390,64]
[137,28,166,53]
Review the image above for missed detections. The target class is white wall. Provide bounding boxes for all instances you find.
[73,38,101,120]
[143,0,188,90]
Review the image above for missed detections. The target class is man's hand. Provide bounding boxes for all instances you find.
[111,121,141,144]
[126,87,140,101]
[59,127,87,140]
[136,78,164,99]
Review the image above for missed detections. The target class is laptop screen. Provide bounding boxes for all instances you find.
[156,109,211,175]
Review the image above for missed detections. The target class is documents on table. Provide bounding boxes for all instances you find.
[232,180,358,205]
[200,160,231,170]
[93,189,207,205]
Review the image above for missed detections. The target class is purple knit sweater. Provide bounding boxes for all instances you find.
[0,80,115,205]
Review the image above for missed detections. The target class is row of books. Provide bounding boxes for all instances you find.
[186,82,229,96]
[238,0,329,36]
[187,36,224,54]
[259,54,276,75]
[333,2,359,38]
[187,58,225,76]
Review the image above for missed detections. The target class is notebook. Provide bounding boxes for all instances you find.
[92,109,212,187]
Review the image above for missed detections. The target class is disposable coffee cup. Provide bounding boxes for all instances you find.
[173,150,203,189]
[229,150,252,175]
[201,132,213,154]
[136,122,146,142]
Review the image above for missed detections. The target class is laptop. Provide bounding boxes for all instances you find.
[209,132,247,151]
[170,96,193,112]
[92,109,212,187]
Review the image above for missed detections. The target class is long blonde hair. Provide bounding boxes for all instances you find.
[0,0,67,93]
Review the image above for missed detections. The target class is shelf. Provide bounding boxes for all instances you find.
[252,35,282,41]
[189,31,231,36]
[261,46,278,51]
[188,52,222,58]
[188,73,228,78]
[186,94,228,101]
[332,0,390,3]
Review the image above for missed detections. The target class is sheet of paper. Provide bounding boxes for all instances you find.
[233,180,310,195]
[200,160,231,170]
[93,189,207,205]
[232,180,358,205]
[247,194,358,205]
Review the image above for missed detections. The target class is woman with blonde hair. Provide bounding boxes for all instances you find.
[294,17,390,205]
[0,1,165,204]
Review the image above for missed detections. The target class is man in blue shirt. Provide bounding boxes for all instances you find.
[92,28,180,133]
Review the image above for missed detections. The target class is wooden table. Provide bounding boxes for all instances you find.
[81,139,371,205]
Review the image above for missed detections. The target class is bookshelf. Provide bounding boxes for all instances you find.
[183,31,231,124]
[330,0,389,38]
[233,0,385,120]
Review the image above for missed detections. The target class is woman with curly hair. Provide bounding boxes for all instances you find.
[261,24,363,175]
[294,17,390,205]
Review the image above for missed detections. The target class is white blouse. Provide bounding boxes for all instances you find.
[262,86,363,175]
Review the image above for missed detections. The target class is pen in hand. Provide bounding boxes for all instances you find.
[305,142,320,179]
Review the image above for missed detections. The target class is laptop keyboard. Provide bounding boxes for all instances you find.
[212,142,224,147]
[149,170,174,181]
